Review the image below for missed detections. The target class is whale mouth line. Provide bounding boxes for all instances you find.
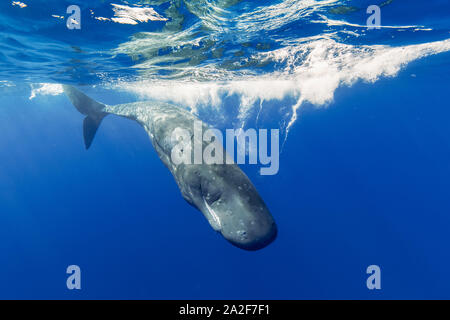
[203,196,222,231]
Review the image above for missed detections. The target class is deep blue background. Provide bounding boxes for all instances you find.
[1,51,450,299]
[1,0,450,299]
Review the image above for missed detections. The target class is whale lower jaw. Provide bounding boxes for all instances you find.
[229,226,278,251]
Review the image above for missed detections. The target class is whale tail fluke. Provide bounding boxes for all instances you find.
[63,85,108,149]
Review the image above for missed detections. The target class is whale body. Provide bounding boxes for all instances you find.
[63,85,277,250]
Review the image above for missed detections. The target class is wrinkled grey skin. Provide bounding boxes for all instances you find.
[63,85,277,250]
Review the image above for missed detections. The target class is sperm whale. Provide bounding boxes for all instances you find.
[63,85,277,250]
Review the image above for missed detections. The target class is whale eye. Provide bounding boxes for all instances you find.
[200,176,222,205]
[204,190,221,205]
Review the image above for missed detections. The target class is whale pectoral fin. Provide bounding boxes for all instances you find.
[83,115,105,149]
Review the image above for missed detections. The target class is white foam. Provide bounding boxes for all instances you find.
[93,4,167,25]
[29,83,63,100]
[313,14,432,30]
[115,38,450,132]
[236,0,340,33]
[110,4,167,25]
[12,1,27,9]
[28,36,450,141]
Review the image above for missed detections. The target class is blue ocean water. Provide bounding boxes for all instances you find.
[0,0,450,299]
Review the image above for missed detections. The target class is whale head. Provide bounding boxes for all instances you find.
[181,164,277,251]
